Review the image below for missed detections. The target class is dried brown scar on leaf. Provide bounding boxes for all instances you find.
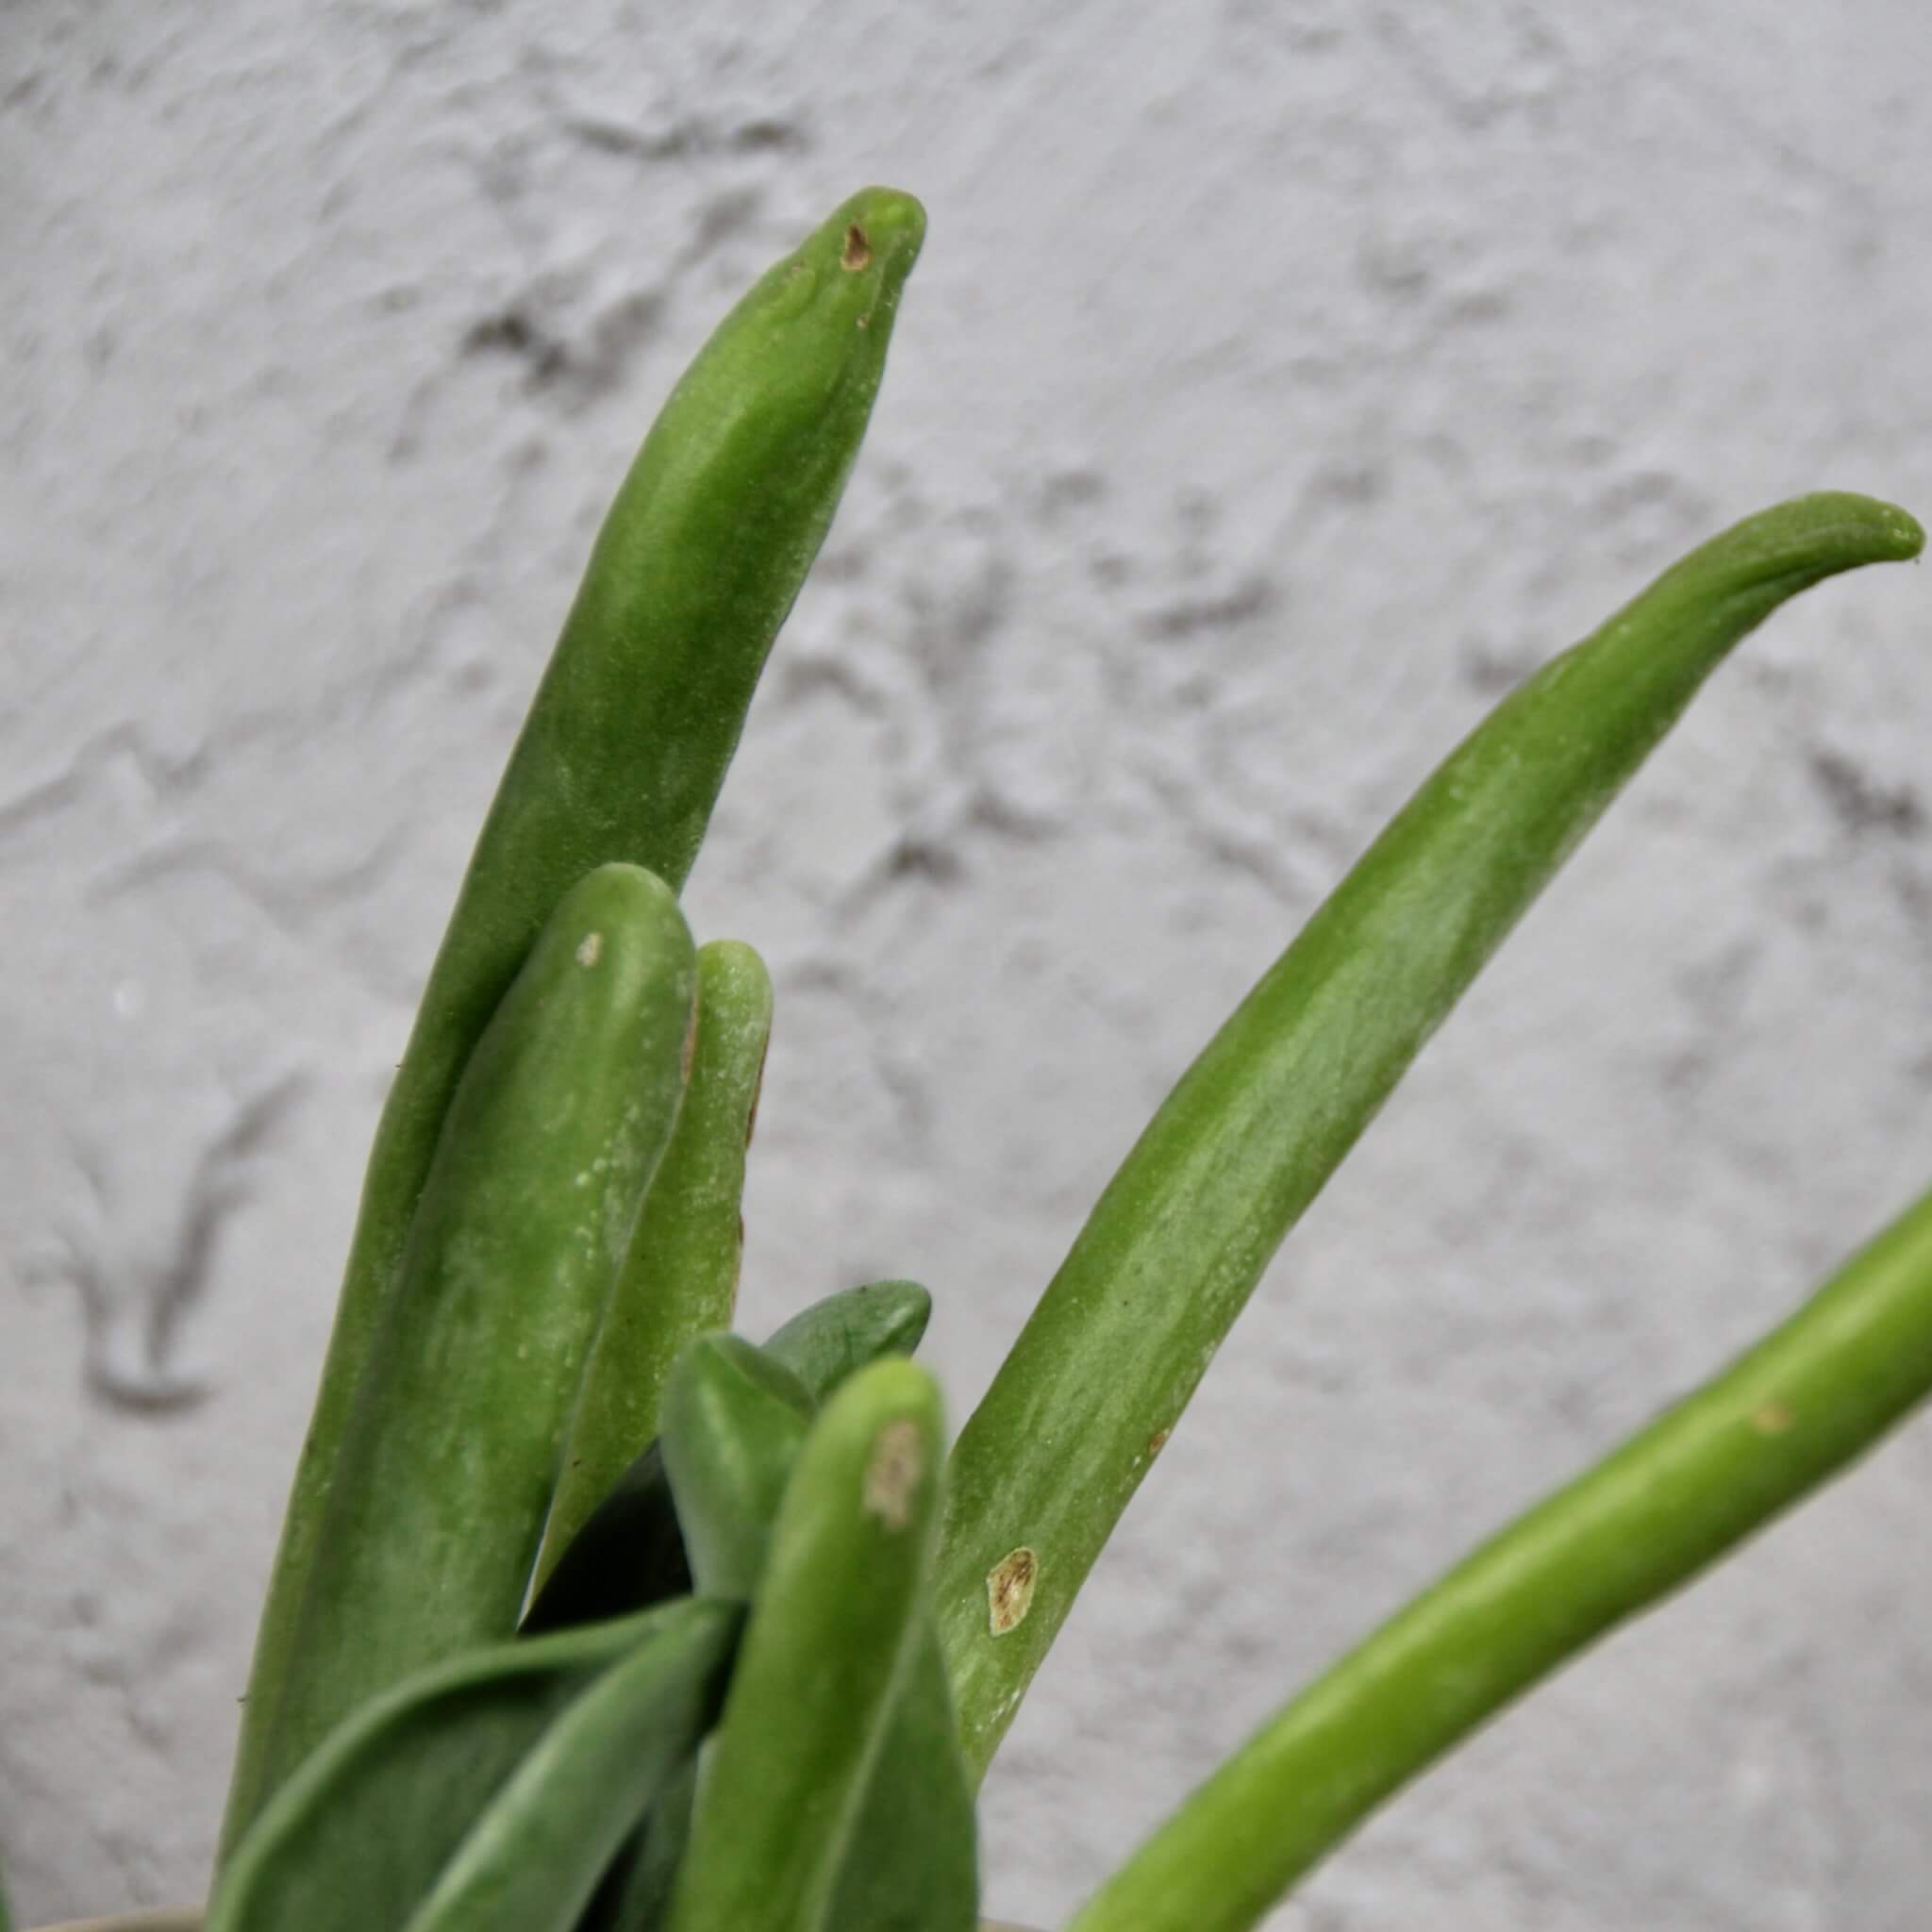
[841,223,872,272]
[863,1419,925,1530]
[575,931,603,968]
[987,1547,1037,1637]
[745,1040,768,1148]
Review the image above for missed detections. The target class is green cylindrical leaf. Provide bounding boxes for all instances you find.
[522,1279,934,1636]
[536,940,774,1591]
[824,1624,979,1932]
[667,1360,945,1932]
[937,492,1924,1777]
[235,864,697,1828]
[764,1278,933,1395]
[660,1334,815,1598]
[1070,1182,1932,1932]
[226,187,924,1860]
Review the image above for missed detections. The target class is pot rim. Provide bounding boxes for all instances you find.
[33,1916,202,1932]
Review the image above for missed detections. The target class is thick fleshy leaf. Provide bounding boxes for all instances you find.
[763,1279,933,1394]
[937,493,1924,1776]
[823,1625,978,1932]
[227,188,924,1861]
[667,1362,946,1932]
[659,1335,815,1598]
[1070,1181,1932,1932]
[228,867,697,1838]
[535,941,774,1594]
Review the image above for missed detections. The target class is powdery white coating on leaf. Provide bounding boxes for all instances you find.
[575,932,603,969]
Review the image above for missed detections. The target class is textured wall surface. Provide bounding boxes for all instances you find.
[7,3,1932,1925]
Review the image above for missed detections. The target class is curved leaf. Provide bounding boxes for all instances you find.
[764,1279,933,1394]
[1070,1181,1932,1932]
[824,1625,978,1932]
[659,1334,814,1598]
[536,941,774,1593]
[667,1361,946,1932]
[937,493,1924,1776]
[401,1605,736,1932]
[227,187,924,1861]
[233,866,696,1828]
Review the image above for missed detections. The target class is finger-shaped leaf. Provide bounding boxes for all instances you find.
[659,1335,814,1597]
[400,1605,736,1932]
[936,493,1924,1777]
[229,188,925,1863]
[590,1501,974,1932]
[667,1361,946,1932]
[1069,1182,1932,1932]
[536,941,774,1594]
[208,1600,736,1932]
[231,867,697,1832]
[764,1279,933,1394]
[544,1297,942,1929]
[824,1624,978,1932]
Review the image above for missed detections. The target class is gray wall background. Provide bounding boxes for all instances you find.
[6,3,1932,1925]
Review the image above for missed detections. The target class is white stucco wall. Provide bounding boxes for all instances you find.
[7,3,1932,1924]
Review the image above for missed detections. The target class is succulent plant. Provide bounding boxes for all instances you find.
[28,186,1927,1932]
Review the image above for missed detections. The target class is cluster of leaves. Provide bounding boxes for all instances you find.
[211,1285,965,1932]
[19,187,1931,1932]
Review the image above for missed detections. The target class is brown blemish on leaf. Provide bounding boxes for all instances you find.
[680,999,698,1085]
[987,1547,1038,1637]
[841,222,872,272]
[745,1039,769,1148]
[575,931,603,969]
[1147,1428,1170,1458]
[1751,1399,1794,1436]
[863,1419,925,1531]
